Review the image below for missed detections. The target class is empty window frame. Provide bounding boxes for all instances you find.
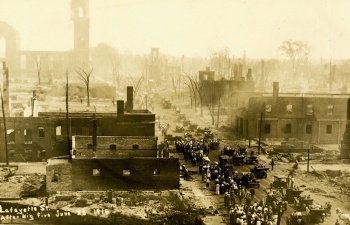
[38,127,45,137]
[132,144,139,150]
[306,105,313,115]
[264,124,271,134]
[122,170,131,176]
[7,129,15,144]
[306,124,312,134]
[327,105,333,115]
[24,129,33,141]
[265,104,272,113]
[109,144,117,150]
[153,169,161,176]
[285,123,292,133]
[56,126,62,136]
[92,169,100,176]
[326,125,332,134]
[286,105,293,114]
[51,170,59,182]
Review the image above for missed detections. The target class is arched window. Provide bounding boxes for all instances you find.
[109,144,117,150]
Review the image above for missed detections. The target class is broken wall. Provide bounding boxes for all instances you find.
[72,158,179,191]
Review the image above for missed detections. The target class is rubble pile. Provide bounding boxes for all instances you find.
[48,190,206,224]
[19,173,46,197]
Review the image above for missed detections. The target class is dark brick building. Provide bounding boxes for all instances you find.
[45,86,179,192]
[246,92,348,145]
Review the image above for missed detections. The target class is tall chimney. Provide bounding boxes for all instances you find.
[126,86,133,112]
[247,69,252,81]
[92,113,97,152]
[273,82,279,99]
[117,100,124,115]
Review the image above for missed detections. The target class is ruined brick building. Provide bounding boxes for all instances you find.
[246,82,349,146]
[45,86,179,192]
[0,0,89,80]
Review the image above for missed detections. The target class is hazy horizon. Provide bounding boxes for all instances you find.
[1,0,350,59]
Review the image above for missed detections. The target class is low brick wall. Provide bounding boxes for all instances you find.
[72,158,180,191]
[46,159,72,194]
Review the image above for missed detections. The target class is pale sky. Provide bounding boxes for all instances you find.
[1,0,350,59]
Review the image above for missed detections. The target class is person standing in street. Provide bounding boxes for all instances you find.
[271,158,275,171]
[250,188,255,201]
[206,178,210,190]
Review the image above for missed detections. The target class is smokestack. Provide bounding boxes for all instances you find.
[126,86,133,112]
[247,69,252,81]
[92,113,97,152]
[117,100,124,115]
[273,82,279,99]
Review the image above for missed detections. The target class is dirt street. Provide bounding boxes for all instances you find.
[154,95,350,225]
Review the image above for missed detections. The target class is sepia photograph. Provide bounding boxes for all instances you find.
[0,0,350,224]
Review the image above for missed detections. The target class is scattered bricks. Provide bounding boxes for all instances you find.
[55,195,75,201]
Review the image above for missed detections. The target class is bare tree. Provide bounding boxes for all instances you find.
[170,72,181,97]
[279,40,310,82]
[128,74,144,102]
[182,70,198,112]
[210,47,230,79]
[183,71,205,117]
[135,55,148,79]
[92,43,121,90]
[76,67,93,106]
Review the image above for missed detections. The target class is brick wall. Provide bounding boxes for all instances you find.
[46,159,72,194]
[72,158,180,190]
[74,136,158,158]
[247,96,347,144]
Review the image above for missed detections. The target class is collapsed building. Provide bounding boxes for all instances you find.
[45,86,179,192]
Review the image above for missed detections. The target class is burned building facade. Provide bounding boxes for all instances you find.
[45,86,179,192]
[0,0,89,80]
[0,87,155,162]
[198,67,256,128]
[246,84,349,145]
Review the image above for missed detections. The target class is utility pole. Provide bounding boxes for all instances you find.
[307,147,310,172]
[66,69,70,158]
[258,112,263,154]
[1,64,9,165]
